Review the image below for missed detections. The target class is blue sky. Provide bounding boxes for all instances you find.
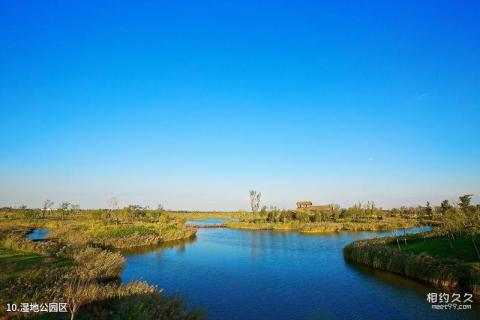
[1,1,479,209]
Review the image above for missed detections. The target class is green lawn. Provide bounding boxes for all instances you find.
[0,245,73,309]
[390,234,480,263]
[0,246,73,278]
[0,246,45,277]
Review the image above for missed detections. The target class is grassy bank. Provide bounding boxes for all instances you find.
[0,208,202,319]
[47,219,196,249]
[343,231,480,297]
[388,234,480,263]
[226,218,418,233]
[0,210,197,250]
[0,226,203,319]
[169,210,245,221]
[0,246,71,280]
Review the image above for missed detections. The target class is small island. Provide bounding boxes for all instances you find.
[224,191,423,233]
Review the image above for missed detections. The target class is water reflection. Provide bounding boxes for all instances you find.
[344,259,480,314]
[121,235,197,256]
[122,227,477,320]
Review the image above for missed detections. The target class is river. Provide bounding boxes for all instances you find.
[121,222,479,320]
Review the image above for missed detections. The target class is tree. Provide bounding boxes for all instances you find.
[59,201,71,220]
[59,201,71,211]
[21,206,36,221]
[331,204,341,221]
[108,197,118,210]
[425,201,433,220]
[42,199,54,219]
[458,194,480,260]
[459,194,473,211]
[125,204,147,221]
[440,200,452,215]
[442,207,466,251]
[146,204,164,223]
[259,206,267,221]
[249,190,261,216]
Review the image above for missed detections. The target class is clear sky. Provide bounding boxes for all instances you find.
[1,1,479,210]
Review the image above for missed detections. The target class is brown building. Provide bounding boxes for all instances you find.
[296,201,332,212]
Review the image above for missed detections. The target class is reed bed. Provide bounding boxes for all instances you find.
[343,231,480,297]
[0,213,202,319]
[226,219,417,233]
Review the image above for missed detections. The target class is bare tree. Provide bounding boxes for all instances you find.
[42,199,54,219]
[65,271,104,320]
[249,190,261,215]
[65,273,86,320]
[66,247,125,320]
[108,197,118,210]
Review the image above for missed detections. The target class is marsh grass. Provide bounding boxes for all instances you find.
[169,211,245,221]
[46,217,196,249]
[343,231,480,297]
[0,211,202,319]
[226,218,417,233]
[83,290,204,320]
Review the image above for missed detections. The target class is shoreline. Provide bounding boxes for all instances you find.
[343,232,480,298]
[225,220,419,234]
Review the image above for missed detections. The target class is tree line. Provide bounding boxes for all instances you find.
[247,190,479,225]
[0,198,167,224]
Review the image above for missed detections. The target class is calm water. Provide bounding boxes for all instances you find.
[27,228,49,240]
[185,219,231,226]
[122,224,479,320]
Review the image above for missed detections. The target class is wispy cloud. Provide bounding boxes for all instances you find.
[416,92,429,101]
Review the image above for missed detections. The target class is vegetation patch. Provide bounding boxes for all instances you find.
[95,225,158,239]
[0,207,202,319]
[388,235,480,263]
[226,218,417,233]
[344,232,480,297]
[46,214,196,249]
[224,191,424,233]
[344,195,480,297]
[0,247,45,278]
